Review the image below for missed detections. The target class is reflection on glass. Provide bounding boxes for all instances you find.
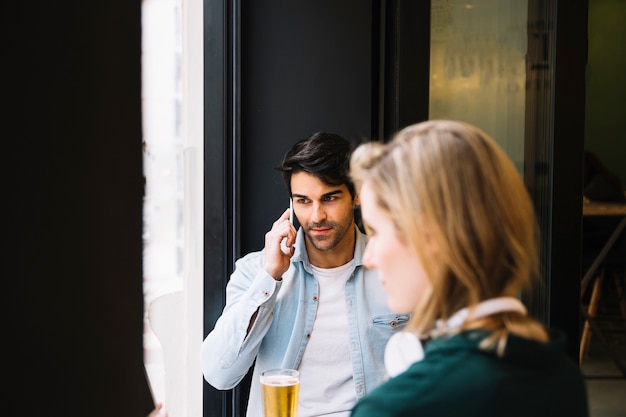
[430,0,528,175]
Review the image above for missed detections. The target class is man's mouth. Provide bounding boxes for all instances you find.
[309,226,332,236]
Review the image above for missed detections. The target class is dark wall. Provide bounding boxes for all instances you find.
[5,2,153,416]
[240,0,376,254]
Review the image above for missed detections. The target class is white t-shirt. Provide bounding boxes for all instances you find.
[297,261,356,417]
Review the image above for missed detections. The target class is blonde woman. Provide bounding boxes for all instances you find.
[349,120,589,417]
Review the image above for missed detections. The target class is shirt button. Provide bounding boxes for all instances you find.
[262,291,269,297]
[390,320,397,328]
[306,333,311,339]
[313,295,318,301]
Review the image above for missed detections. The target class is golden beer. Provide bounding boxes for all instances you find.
[260,369,300,417]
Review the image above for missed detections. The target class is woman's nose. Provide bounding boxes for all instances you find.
[362,242,375,269]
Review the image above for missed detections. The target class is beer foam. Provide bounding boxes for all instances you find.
[260,375,299,386]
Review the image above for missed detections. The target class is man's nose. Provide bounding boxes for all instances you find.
[310,202,327,223]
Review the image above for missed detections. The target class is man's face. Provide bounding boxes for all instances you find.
[290,172,357,254]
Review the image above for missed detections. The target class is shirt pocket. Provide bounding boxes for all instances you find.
[372,313,410,332]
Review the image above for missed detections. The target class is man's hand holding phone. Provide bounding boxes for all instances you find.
[264,202,296,280]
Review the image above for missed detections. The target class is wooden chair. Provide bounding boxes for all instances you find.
[579,214,626,375]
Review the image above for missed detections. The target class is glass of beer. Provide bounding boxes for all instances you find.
[260,368,300,417]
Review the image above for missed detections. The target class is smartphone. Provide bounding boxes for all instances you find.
[281,198,293,254]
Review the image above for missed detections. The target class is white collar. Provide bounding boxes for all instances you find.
[431,296,527,337]
[384,297,527,378]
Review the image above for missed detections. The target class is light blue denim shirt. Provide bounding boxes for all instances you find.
[201,227,409,417]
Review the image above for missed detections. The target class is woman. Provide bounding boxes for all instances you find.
[349,120,589,417]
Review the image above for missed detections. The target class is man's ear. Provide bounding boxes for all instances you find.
[353,193,360,206]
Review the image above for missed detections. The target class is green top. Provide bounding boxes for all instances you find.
[351,329,589,417]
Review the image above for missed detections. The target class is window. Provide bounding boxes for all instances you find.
[141,1,203,415]
[141,0,184,404]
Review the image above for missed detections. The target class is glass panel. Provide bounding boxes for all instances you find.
[141,0,184,405]
[429,0,528,175]
[428,0,553,323]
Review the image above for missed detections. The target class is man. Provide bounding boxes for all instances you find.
[201,132,408,417]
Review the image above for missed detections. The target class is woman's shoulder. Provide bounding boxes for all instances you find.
[352,371,431,417]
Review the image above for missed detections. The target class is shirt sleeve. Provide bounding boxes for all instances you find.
[201,251,281,389]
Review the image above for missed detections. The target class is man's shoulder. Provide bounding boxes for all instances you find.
[235,249,265,267]
[353,227,372,266]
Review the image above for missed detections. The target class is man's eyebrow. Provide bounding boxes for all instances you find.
[292,190,344,200]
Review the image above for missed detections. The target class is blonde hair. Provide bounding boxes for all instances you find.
[350,120,548,353]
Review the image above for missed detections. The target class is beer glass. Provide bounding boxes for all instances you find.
[260,368,300,417]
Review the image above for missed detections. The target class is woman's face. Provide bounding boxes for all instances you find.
[359,181,430,313]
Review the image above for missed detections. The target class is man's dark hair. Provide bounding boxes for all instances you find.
[276,132,356,198]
